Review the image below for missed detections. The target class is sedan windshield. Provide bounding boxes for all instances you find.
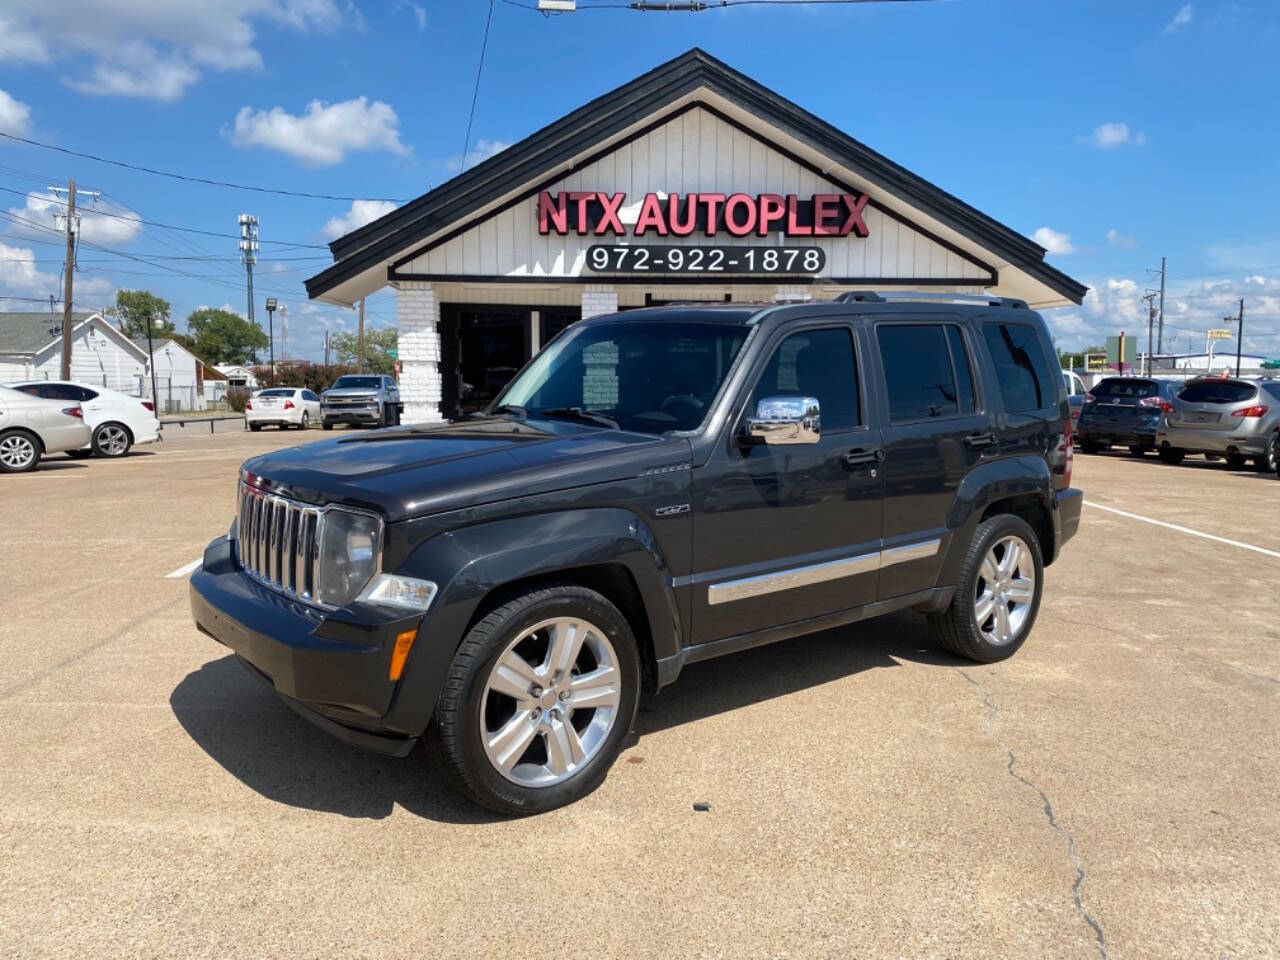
[497,322,750,433]
[331,376,381,390]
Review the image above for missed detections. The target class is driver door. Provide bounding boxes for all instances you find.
[690,322,884,644]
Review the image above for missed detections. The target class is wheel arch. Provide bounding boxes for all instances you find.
[939,457,1055,583]
[0,425,44,454]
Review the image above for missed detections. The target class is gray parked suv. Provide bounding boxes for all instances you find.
[320,374,402,430]
[1156,377,1280,471]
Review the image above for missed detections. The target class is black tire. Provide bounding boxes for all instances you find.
[67,448,94,459]
[0,428,41,473]
[1257,442,1278,474]
[1204,453,1222,462]
[927,514,1044,664]
[391,404,401,427]
[249,423,262,432]
[378,404,389,428]
[432,584,641,815]
[322,421,333,431]
[91,422,132,458]
[299,412,310,430]
[1080,440,1104,454]
[1128,444,1149,457]
[1157,447,1185,465]
[1225,452,1247,469]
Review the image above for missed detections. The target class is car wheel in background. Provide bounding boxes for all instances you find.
[1158,447,1186,465]
[1080,440,1104,454]
[1128,445,1148,457]
[249,423,262,432]
[91,423,132,458]
[299,412,310,430]
[67,449,94,459]
[1204,453,1222,462]
[927,514,1044,663]
[432,584,641,815]
[377,404,389,428]
[1257,439,1278,474]
[0,429,41,473]
[1225,452,1247,469]
[322,421,333,431]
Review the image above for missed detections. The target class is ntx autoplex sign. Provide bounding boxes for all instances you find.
[538,190,871,238]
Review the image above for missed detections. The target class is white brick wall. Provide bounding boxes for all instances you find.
[396,282,444,423]
[581,285,618,319]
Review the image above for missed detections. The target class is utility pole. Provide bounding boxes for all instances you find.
[265,298,277,386]
[238,213,258,332]
[1143,292,1157,376]
[357,298,366,373]
[1157,256,1166,355]
[145,313,159,412]
[1234,299,1244,377]
[324,330,330,370]
[59,179,77,380]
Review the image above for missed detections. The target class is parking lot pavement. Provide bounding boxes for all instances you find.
[1,434,1277,959]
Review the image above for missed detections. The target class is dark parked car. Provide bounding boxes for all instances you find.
[1076,377,1184,456]
[190,294,1081,814]
[1157,377,1280,470]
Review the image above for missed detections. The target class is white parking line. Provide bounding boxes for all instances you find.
[1085,501,1280,560]
[165,558,203,579]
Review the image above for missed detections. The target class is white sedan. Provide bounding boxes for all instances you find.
[245,388,321,430]
[0,384,91,473]
[8,380,161,458]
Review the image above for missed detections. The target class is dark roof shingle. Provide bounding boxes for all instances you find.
[0,312,93,354]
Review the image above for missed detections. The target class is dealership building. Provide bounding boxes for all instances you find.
[306,48,1086,423]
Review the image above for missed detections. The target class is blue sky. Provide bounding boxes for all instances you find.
[1,0,1278,360]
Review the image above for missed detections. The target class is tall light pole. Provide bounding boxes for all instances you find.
[265,297,277,386]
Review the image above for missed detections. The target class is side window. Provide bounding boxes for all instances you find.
[946,326,977,415]
[750,327,860,432]
[79,387,99,401]
[982,322,1056,412]
[877,324,960,422]
[14,384,43,398]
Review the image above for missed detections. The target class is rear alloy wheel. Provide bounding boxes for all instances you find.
[433,585,640,815]
[299,412,310,430]
[0,430,40,473]
[92,422,131,458]
[928,515,1043,663]
[1158,447,1186,465]
[1258,439,1279,474]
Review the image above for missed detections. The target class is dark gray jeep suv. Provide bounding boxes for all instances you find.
[190,294,1081,814]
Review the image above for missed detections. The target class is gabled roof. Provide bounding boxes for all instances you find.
[307,47,1085,306]
[0,312,93,354]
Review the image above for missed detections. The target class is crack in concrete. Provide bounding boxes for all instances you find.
[956,668,1109,960]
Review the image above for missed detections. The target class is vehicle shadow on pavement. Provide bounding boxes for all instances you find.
[169,613,960,824]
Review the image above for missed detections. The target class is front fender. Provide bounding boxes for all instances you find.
[380,507,681,737]
[937,456,1054,586]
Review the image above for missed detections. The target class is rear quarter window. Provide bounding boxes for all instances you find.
[982,322,1058,412]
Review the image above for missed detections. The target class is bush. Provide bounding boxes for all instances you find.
[227,388,250,413]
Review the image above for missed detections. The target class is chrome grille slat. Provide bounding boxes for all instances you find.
[235,481,324,604]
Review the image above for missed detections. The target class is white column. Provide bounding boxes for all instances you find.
[529,309,541,355]
[396,282,444,424]
[581,284,618,319]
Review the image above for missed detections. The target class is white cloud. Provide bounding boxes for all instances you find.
[1106,228,1137,249]
[321,200,399,240]
[1163,4,1193,33]
[1033,227,1076,256]
[1082,122,1147,149]
[0,2,347,101]
[0,88,32,136]
[228,97,410,166]
[6,192,143,246]
[447,138,512,172]
[394,0,427,30]
[0,17,49,63]
[0,241,57,298]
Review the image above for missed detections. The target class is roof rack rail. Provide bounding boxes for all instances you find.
[834,291,1028,309]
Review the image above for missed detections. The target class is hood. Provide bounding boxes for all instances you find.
[241,418,692,521]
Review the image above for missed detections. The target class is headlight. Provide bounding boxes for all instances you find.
[317,507,382,607]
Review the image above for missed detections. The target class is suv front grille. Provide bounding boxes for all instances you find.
[236,481,323,602]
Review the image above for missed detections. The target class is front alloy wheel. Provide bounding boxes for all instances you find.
[0,431,39,472]
[433,584,640,815]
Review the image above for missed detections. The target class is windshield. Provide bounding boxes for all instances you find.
[497,321,750,433]
[331,376,381,390]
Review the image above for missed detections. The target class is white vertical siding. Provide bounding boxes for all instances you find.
[398,106,992,285]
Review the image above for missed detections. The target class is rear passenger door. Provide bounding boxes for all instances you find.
[872,318,994,599]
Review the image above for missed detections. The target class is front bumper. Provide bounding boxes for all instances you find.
[188,534,425,756]
[1156,423,1272,455]
[322,406,379,424]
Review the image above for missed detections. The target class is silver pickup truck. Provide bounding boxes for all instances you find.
[320,374,403,429]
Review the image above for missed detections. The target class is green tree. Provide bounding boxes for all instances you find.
[331,327,398,375]
[186,307,269,365]
[107,289,173,340]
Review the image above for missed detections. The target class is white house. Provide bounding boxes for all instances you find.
[0,312,148,392]
[214,364,260,391]
[135,337,225,412]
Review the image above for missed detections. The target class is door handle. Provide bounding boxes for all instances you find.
[844,447,884,466]
[964,432,997,449]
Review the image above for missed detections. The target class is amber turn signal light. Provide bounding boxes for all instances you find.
[389,628,417,681]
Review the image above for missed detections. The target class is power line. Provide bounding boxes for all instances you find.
[461,0,497,172]
[0,130,411,203]
[502,0,934,10]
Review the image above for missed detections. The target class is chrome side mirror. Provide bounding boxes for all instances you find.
[743,396,821,445]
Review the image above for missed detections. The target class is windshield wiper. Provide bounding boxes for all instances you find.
[471,404,528,420]
[534,407,620,430]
